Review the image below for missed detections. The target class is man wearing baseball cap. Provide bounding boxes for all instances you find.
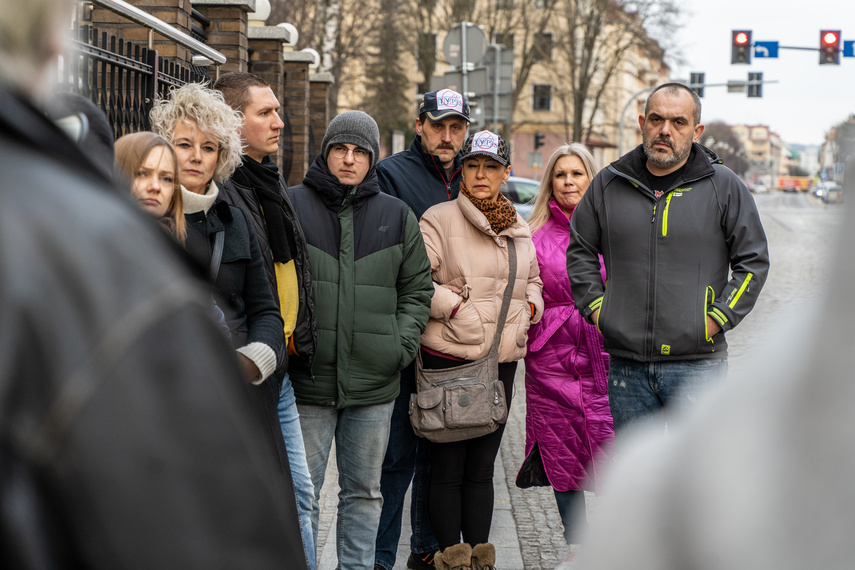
[374,89,470,570]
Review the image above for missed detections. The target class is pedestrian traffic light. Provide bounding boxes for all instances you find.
[534,132,545,150]
[820,30,841,64]
[731,30,752,64]
[747,72,763,98]
[689,72,705,98]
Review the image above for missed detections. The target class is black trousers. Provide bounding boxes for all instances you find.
[421,350,517,549]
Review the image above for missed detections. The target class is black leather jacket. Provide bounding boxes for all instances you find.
[0,88,307,569]
[221,163,318,377]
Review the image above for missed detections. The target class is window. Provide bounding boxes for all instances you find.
[495,32,515,50]
[533,84,552,111]
[533,33,553,62]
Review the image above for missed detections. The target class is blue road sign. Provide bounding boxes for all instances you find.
[754,41,779,58]
[844,40,855,57]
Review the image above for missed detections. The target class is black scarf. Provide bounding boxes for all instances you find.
[235,156,297,263]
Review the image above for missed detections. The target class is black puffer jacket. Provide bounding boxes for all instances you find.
[0,88,306,569]
[376,135,462,219]
[221,161,317,377]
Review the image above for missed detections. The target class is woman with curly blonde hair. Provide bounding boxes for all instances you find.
[151,83,294,501]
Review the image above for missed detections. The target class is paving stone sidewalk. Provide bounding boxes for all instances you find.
[315,365,572,569]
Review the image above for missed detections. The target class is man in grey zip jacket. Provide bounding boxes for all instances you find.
[567,83,769,435]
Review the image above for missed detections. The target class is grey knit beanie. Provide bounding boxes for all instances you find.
[322,110,381,170]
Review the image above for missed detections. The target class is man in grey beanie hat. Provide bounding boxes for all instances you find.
[287,110,434,570]
[322,110,381,171]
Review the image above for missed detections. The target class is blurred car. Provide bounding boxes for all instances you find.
[502,176,540,220]
[752,183,769,194]
[821,182,843,204]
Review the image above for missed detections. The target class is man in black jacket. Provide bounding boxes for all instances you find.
[374,89,470,570]
[214,72,318,570]
[567,83,769,438]
[0,1,306,568]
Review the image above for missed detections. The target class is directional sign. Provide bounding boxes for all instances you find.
[443,23,487,67]
[754,41,779,58]
[845,40,855,58]
[430,68,489,96]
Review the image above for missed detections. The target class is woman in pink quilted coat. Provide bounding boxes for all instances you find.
[516,143,614,564]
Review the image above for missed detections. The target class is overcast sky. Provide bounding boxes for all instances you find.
[669,0,853,146]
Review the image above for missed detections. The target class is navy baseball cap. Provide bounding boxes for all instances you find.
[419,88,470,122]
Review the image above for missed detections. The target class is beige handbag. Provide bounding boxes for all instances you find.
[409,238,516,443]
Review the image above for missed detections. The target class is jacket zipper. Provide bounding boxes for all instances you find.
[431,155,460,201]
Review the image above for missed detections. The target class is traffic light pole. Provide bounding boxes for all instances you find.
[617,80,779,156]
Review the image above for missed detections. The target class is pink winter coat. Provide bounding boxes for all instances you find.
[520,200,613,492]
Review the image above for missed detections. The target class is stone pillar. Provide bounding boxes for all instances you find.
[309,73,333,164]
[280,52,314,187]
[192,0,254,73]
[91,0,193,61]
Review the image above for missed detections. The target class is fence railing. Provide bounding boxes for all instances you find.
[60,2,223,138]
[87,0,225,64]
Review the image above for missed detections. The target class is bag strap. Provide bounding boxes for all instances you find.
[488,237,517,357]
[209,229,225,282]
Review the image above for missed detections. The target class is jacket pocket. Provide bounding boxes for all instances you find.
[440,301,484,345]
[704,286,715,343]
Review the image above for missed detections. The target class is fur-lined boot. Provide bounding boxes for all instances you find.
[434,543,473,570]
[471,543,496,570]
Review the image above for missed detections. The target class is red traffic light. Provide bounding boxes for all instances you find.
[820,30,841,64]
[823,31,839,45]
[735,32,750,45]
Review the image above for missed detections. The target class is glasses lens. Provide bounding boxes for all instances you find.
[333,146,367,163]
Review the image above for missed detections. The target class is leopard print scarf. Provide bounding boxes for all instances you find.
[460,180,518,235]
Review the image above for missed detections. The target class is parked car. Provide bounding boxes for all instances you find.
[502,176,539,220]
[752,183,769,194]
[821,182,843,204]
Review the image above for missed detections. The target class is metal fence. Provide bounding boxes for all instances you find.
[59,4,215,139]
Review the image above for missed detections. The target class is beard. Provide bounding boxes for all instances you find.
[642,134,692,170]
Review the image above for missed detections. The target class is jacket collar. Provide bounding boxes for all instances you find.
[412,135,462,184]
[0,88,114,190]
[609,142,720,192]
[548,199,573,231]
[303,153,380,212]
[457,193,531,245]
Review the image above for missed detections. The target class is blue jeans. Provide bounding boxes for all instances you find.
[278,374,316,570]
[375,364,438,569]
[554,490,587,545]
[299,401,395,570]
[607,355,727,434]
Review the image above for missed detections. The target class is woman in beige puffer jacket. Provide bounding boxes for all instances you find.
[417,130,543,570]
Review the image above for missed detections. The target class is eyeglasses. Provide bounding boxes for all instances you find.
[330,145,369,163]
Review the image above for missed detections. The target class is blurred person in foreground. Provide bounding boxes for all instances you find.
[0,0,306,568]
[517,143,613,568]
[419,130,543,570]
[576,210,855,569]
[567,83,769,438]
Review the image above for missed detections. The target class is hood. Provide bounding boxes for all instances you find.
[302,152,380,212]
[610,142,721,190]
